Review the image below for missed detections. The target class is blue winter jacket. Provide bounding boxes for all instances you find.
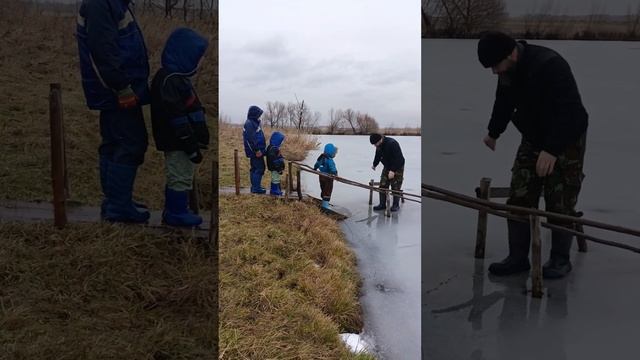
[76,0,150,110]
[314,143,338,175]
[266,131,285,172]
[242,106,266,157]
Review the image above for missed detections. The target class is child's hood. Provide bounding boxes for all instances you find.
[323,143,337,158]
[270,131,285,147]
[161,27,209,76]
[247,105,263,121]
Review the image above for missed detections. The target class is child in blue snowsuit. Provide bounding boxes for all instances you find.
[266,132,286,196]
[243,106,267,194]
[150,28,209,227]
[313,143,338,210]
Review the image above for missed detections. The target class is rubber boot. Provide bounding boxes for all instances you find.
[162,187,202,227]
[100,156,147,216]
[270,183,282,196]
[321,199,330,211]
[390,196,401,212]
[250,172,266,194]
[488,220,531,276]
[102,162,150,223]
[373,192,386,211]
[543,229,573,279]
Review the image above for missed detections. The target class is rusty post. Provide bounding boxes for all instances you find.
[234,149,240,195]
[189,176,199,214]
[474,178,491,258]
[368,179,374,205]
[49,83,67,229]
[530,214,544,298]
[296,166,302,200]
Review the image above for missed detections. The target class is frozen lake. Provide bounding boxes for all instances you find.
[422,39,640,359]
[301,135,421,360]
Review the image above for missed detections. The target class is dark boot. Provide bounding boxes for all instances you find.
[102,162,150,223]
[270,183,282,196]
[162,187,203,227]
[250,172,266,194]
[390,196,401,212]
[489,220,531,276]
[543,229,573,279]
[373,192,386,211]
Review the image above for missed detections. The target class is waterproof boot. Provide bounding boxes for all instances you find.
[543,229,573,279]
[270,183,282,196]
[373,192,387,211]
[102,162,150,223]
[100,156,147,216]
[390,196,401,212]
[321,199,330,211]
[488,220,531,276]
[162,187,203,227]
[250,172,266,194]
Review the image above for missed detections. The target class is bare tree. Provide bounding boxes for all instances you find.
[428,0,506,37]
[342,108,357,134]
[327,108,344,134]
[356,113,380,134]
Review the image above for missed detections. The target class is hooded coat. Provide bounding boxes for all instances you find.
[266,132,286,172]
[150,28,209,153]
[243,106,266,157]
[314,143,338,175]
[76,0,150,110]
[373,137,405,172]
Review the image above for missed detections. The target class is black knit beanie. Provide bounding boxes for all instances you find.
[477,31,516,68]
[369,133,382,144]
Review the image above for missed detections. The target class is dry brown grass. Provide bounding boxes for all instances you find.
[219,122,319,188]
[0,221,216,359]
[219,195,370,359]
[0,2,218,209]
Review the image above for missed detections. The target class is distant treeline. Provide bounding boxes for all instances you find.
[309,127,421,136]
[422,0,640,41]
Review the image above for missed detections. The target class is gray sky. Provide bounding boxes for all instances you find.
[505,0,637,16]
[220,0,421,127]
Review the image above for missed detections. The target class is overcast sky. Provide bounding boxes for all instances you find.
[220,0,421,127]
[505,0,637,16]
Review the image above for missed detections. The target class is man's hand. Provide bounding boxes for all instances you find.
[536,151,557,177]
[371,165,377,171]
[388,171,395,180]
[117,86,138,109]
[255,150,263,158]
[483,135,497,151]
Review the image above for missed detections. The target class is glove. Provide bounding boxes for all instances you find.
[117,86,138,109]
[188,150,203,164]
[255,150,263,158]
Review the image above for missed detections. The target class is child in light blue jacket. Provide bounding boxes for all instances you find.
[313,143,338,210]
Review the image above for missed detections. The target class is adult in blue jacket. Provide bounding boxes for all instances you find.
[242,105,267,194]
[76,0,151,223]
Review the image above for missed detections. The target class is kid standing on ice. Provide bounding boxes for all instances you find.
[266,132,286,196]
[150,28,209,227]
[313,143,338,210]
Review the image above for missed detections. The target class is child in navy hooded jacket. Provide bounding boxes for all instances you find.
[313,143,338,210]
[150,28,208,227]
[266,132,286,196]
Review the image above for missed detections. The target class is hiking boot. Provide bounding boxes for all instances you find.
[543,229,573,279]
[488,219,531,276]
[373,192,386,211]
[390,196,400,212]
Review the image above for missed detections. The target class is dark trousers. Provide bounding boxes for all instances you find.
[99,107,148,166]
[249,156,266,189]
[319,175,334,201]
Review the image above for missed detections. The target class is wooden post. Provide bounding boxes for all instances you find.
[530,215,544,298]
[49,83,67,229]
[189,176,199,214]
[576,223,588,252]
[209,159,218,246]
[368,179,374,205]
[385,189,391,217]
[285,161,292,201]
[233,149,240,195]
[474,178,491,258]
[296,166,302,200]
